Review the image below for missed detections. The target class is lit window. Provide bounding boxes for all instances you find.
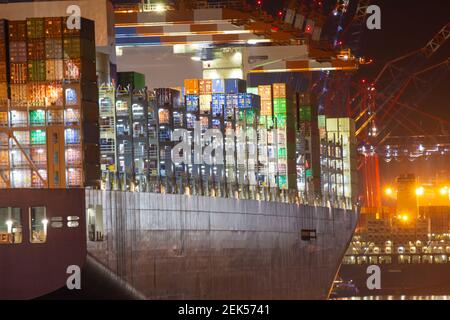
[0,207,22,244]
[30,207,47,243]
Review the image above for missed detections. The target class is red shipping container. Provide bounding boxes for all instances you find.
[0,43,6,61]
[9,41,27,63]
[0,62,7,82]
[10,63,27,84]
[44,17,63,38]
[8,21,27,41]
[27,39,46,60]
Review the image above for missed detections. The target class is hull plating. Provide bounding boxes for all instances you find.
[86,190,358,299]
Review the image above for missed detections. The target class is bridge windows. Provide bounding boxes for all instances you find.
[29,207,47,243]
[0,207,23,244]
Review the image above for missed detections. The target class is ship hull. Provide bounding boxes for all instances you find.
[86,190,358,300]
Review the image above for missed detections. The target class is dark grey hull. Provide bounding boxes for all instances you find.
[86,190,358,300]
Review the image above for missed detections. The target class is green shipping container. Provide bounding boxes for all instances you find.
[27,18,45,39]
[30,130,46,145]
[28,60,46,81]
[318,115,326,129]
[118,72,146,90]
[299,106,312,121]
[259,115,267,126]
[63,37,95,59]
[29,110,45,126]
[274,114,286,128]
[278,147,287,158]
[273,98,287,114]
[278,175,287,189]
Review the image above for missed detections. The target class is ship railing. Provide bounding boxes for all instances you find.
[99,171,355,210]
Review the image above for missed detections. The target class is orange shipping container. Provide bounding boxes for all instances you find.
[273,83,287,99]
[0,112,8,127]
[46,59,63,81]
[258,85,272,100]
[27,83,46,107]
[46,84,63,107]
[261,100,273,116]
[199,79,212,95]
[0,82,8,102]
[10,84,27,107]
[184,79,199,95]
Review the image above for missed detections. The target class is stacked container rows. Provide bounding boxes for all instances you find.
[0,17,99,189]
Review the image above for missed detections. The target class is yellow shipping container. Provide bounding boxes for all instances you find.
[273,83,287,99]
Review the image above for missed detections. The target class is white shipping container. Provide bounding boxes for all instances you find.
[10,169,31,188]
[13,131,30,146]
[199,94,212,114]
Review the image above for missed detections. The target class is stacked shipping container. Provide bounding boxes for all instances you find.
[0,17,99,189]
[325,117,358,205]
[296,93,321,197]
[272,83,297,190]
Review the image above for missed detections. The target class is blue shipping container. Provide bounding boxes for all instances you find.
[225,78,246,94]
[212,94,225,116]
[237,93,261,109]
[225,94,237,118]
[212,79,225,94]
[185,94,199,112]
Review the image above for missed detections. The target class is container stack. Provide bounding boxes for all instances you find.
[131,87,149,189]
[236,90,261,194]
[115,85,133,187]
[209,79,227,195]
[325,117,358,205]
[61,17,98,188]
[272,83,297,191]
[155,88,180,192]
[98,84,116,175]
[0,17,99,189]
[146,90,160,189]
[296,93,321,198]
[223,83,238,196]
[115,71,146,189]
[184,79,202,193]
[257,85,274,189]
[0,20,9,188]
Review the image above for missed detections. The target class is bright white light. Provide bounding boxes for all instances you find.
[154,3,166,12]
[191,56,201,62]
[247,39,271,45]
[6,220,13,233]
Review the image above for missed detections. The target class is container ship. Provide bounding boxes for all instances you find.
[0,2,360,300]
